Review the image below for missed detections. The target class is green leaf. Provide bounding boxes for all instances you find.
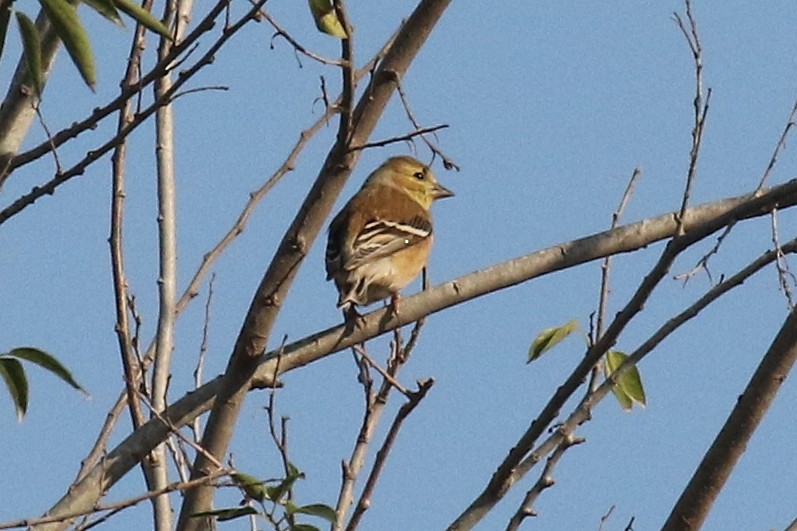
[191,506,258,522]
[232,472,266,503]
[307,0,347,38]
[288,503,337,524]
[0,357,28,420]
[528,319,580,363]
[286,462,304,481]
[39,0,96,90]
[15,11,43,96]
[0,0,13,62]
[113,0,171,39]
[266,464,305,502]
[605,350,647,410]
[82,0,124,26]
[8,347,86,395]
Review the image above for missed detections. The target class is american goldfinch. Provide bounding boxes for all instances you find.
[325,156,454,321]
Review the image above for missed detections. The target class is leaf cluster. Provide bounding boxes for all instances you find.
[0,346,85,420]
[192,465,336,531]
[1,0,170,92]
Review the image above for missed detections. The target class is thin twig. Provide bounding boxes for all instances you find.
[262,10,345,67]
[33,105,62,173]
[770,209,795,308]
[352,344,411,397]
[75,396,128,482]
[334,0,355,145]
[170,85,229,100]
[394,79,459,170]
[673,0,710,230]
[598,505,616,531]
[505,435,586,531]
[674,222,734,284]
[590,167,641,390]
[345,378,435,531]
[349,124,449,151]
[192,274,216,440]
[757,95,797,190]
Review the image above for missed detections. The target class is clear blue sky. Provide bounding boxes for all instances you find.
[3,1,797,530]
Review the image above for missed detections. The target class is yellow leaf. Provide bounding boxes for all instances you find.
[308,0,347,38]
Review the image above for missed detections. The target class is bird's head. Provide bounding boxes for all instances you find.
[367,155,454,209]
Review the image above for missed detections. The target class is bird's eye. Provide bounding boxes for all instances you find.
[413,171,425,180]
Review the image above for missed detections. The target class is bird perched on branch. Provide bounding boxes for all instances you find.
[325,155,454,324]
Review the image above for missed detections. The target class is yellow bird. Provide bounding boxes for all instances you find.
[325,156,454,322]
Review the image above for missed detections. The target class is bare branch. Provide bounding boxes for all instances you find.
[192,274,216,441]
[591,167,641,389]
[395,79,459,170]
[348,124,449,152]
[345,378,435,531]
[770,209,796,308]
[148,1,185,524]
[505,435,585,531]
[673,0,710,228]
[662,309,797,530]
[262,10,345,67]
[757,94,797,190]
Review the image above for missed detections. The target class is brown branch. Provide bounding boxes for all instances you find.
[32,181,797,529]
[261,10,345,67]
[673,0,709,228]
[394,79,459,170]
[175,1,454,526]
[345,378,435,531]
[770,209,795,308]
[0,9,62,189]
[591,167,641,390]
[108,5,165,522]
[334,347,377,531]
[192,274,215,441]
[335,293,427,528]
[348,124,449,152]
[662,309,797,531]
[757,94,797,190]
[505,435,585,531]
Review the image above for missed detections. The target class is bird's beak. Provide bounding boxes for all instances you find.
[432,183,454,199]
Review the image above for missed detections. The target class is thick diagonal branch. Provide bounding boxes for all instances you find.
[175,1,453,527]
[662,309,797,531]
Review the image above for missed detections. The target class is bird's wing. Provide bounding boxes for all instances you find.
[326,186,433,278]
[345,213,432,271]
